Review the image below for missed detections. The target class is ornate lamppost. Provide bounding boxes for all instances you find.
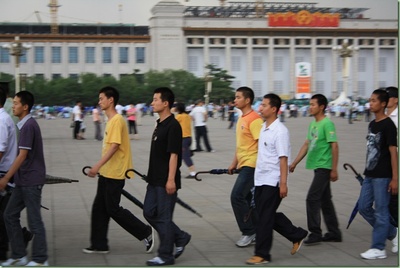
[204,74,213,106]
[333,39,359,98]
[2,36,31,94]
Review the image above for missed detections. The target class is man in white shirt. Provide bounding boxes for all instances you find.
[246,93,307,265]
[189,100,214,152]
[72,101,82,139]
[386,86,398,246]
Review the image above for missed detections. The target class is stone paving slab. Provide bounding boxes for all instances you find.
[24,114,399,267]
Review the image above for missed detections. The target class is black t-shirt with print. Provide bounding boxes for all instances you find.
[364,117,397,178]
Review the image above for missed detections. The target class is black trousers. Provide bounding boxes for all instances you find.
[254,185,307,261]
[389,194,398,227]
[90,176,151,250]
[194,126,212,152]
[306,168,341,237]
[73,121,81,139]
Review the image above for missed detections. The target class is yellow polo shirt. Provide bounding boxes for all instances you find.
[99,114,133,179]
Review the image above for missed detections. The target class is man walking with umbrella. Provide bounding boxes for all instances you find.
[358,88,398,259]
[289,94,342,245]
[228,86,263,247]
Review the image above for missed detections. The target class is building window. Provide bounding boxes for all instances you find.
[69,47,78,63]
[253,56,262,72]
[358,57,366,72]
[253,80,262,97]
[51,47,61,63]
[273,80,283,93]
[52,74,62,80]
[295,57,304,63]
[379,57,386,72]
[35,74,45,79]
[69,74,79,80]
[0,47,10,63]
[210,56,219,67]
[231,56,241,72]
[188,56,198,72]
[102,47,112,63]
[136,47,145,63]
[274,56,283,72]
[358,81,366,96]
[336,81,343,92]
[85,47,95,63]
[378,81,386,88]
[20,52,27,63]
[34,47,44,63]
[316,57,325,72]
[232,80,241,89]
[315,81,325,93]
[119,47,129,63]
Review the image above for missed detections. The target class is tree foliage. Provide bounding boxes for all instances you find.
[0,67,235,106]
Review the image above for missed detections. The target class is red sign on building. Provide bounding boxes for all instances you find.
[268,10,340,27]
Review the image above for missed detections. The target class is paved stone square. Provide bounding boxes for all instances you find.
[29,113,398,266]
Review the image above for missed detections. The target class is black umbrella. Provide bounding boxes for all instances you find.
[45,174,79,184]
[193,169,240,181]
[125,168,202,218]
[343,163,364,229]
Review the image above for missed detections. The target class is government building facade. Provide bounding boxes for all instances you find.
[0,0,398,99]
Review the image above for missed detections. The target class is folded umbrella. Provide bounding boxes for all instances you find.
[343,163,363,229]
[193,169,240,181]
[125,168,202,217]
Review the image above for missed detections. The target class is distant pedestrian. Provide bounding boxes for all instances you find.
[92,104,103,141]
[190,100,214,152]
[359,88,398,259]
[175,103,196,179]
[289,94,342,245]
[72,100,82,139]
[126,104,139,140]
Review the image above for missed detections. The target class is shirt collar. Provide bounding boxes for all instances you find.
[17,114,32,130]
[263,118,280,131]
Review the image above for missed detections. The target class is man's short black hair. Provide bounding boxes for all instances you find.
[99,86,119,107]
[154,87,175,109]
[15,91,35,112]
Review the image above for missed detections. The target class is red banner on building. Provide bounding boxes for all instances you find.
[268,10,340,27]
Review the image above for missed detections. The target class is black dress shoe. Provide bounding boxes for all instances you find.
[322,232,342,242]
[304,234,322,245]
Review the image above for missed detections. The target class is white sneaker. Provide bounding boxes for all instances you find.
[236,234,256,247]
[2,256,28,266]
[25,260,49,266]
[360,248,387,259]
[391,228,398,253]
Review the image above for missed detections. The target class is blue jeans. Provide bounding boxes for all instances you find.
[230,166,257,236]
[143,185,188,262]
[358,177,397,250]
[4,185,47,263]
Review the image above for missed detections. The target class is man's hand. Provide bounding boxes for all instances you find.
[289,163,296,173]
[330,170,338,182]
[88,165,100,178]
[389,179,398,195]
[280,183,288,198]
[0,178,8,191]
[166,180,176,195]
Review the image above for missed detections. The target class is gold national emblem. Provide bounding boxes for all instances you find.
[296,10,312,25]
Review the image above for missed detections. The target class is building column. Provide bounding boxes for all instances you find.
[247,36,253,87]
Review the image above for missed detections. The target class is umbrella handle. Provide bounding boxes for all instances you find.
[125,168,147,181]
[82,166,92,176]
[343,163,359,176]
[194,169,241,181]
